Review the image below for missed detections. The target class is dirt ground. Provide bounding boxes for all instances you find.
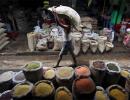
[0,34,130,70]
[0,53,130,70]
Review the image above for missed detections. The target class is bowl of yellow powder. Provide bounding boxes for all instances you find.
[55,87,73,100]
[56,67,74,80]
[107,85,129,100]
[56,67,74,87]
[43,68,56,80]
[33,80,55,98]
[12,82,33,99]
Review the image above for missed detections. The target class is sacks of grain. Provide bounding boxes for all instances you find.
[90,61,106,85]
[48,5,81,29]
[36,38,48,51]
[53,37,64,51]
[75,65,91,77]
[106,85,129,100]
[55,87,72,100]
[97,36,107,53]
[105,42,114,52]
[33,80,55,100]
[125,74,130,93]
[56,67,74,88]
[81,39,90,53]
[90,40,98,53]
[27,32,37,52]
[0,71,14,92]
[12,71,26,85]
[94,86,109,100]
[103,62,121,88]
[73,76,96,100]
[43,68,56,85]
[23,61,43,83]
[12,82,33,99]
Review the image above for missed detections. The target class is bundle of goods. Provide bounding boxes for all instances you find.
[27,25,65,52]
[32,80,55,99]
[12,82,33,99]
[100,28,114,42]
[0,22,10,50]
[55,87,73,100]
[95,86,109,100]
[0,60,130,100]
[81,28,114,54]
[70,32,82,56]
[81,17,98,31]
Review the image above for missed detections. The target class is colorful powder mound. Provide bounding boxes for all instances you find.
[93,61,105,69]
[107,63,119,71]
[120,70,130,78]
[75,78,95,94]
[75,66,90,76]
[25,62,40,70]
[56,90,72,100]
[57,67,73,78]
[13,84,30,97]
[34,82,53,96]
[109,88,128,100]
[44,69,55,79]
[95,91,108,100]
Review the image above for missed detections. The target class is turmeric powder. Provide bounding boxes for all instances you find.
[95,91,108,100]
[34,82,53,96]
[110,89,127,100]
[13,85,30,97]
[56,90,72,100]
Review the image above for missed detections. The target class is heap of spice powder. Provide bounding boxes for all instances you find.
[75,66,90,76]
[56,90,72,100]
[95,91,108,100]
[25,62,40,70]
[58,67,73,78]
[44,69,55,79]
[107,63,119,71]
[13,84,30,97]
[109,88,128,100]
[34,82,53,96]
[93,61,105,69]
[0,71,14,83]
[120,70,130,78]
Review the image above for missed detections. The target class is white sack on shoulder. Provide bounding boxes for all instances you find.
[48,5,81,28]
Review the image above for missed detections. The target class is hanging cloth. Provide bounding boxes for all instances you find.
[110,0,126,25]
